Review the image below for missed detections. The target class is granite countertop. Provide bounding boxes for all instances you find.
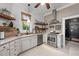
[0,33,43,46]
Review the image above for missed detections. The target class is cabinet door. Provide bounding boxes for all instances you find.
[0,44,9,56]
[14,39,21,55]
[33,36,37,47]
[9,41,16,56]
[21,37,30,52]
[30,36,37,48]
[9,39,21,56]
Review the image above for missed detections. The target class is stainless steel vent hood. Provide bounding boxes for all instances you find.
[50,9,59,24]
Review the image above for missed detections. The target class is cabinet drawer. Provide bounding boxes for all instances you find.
[0,48,9,56]
[0,44,9,51]
[10,49,17,56]
[10,49,18,56]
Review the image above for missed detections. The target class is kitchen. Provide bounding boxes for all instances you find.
[0,3,79,56]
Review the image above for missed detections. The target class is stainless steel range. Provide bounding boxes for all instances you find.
[47,32,57,48]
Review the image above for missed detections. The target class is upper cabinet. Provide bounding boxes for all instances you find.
[0,8,15,20]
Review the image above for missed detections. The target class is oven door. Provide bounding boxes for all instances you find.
[47,34,57,47]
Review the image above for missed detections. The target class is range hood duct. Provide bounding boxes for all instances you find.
[50,9,59,24]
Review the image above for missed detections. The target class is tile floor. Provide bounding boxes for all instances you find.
[20,41,79,56]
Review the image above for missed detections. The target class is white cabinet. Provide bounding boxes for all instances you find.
[0,44,9,56]
[9,41,16,56]
[21,36,37,52]
[9,39,21,56]
[57,34,63,48]
[14,39,21,55]
[30,36,37,48]
[0,35,38,56]
[21,37,30,52]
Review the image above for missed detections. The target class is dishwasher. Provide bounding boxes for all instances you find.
[37,34,43,46]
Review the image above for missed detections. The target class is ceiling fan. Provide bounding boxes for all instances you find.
[34,3,50,9]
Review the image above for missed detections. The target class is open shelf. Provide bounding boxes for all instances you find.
[35,23,48,25]
[0,13,15,20]
[35,22,48,33]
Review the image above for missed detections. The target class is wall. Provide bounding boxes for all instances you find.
[44,4,79,23]
[57,4,79,22]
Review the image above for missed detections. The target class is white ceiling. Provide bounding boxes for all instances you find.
[28,3,70,21]
[30,3,69,15]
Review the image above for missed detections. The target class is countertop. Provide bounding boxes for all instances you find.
[0,33,43,46]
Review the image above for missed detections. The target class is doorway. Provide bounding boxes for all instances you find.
[65,18,79,42]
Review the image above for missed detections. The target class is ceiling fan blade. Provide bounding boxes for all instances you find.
[35,3,40,8]
[46,3,50,9]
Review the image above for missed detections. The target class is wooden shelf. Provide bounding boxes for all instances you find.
[21,12,31,16]
[0,13,15,20]
[35,22,48,33]
[36,28,48,30]
[35,23,48,25]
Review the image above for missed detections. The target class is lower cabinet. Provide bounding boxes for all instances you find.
[0,35,38,56]
[0,44,9,56]
[30,36,37,48]
[21,37,30,52]
[14,39,21,55]
[9,39,21,56]
[21,36,37,52]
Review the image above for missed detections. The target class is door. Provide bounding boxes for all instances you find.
[65,20,71,41]
[69,18,79,41]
